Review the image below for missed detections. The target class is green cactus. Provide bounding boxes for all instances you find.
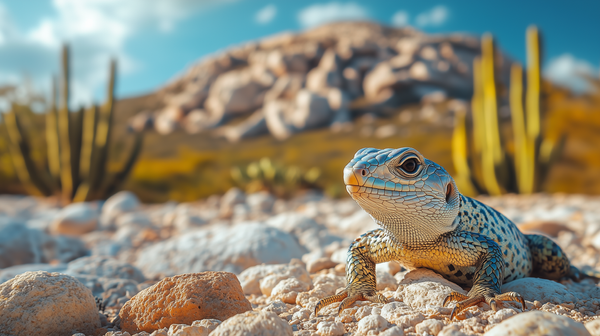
[2,44,144,203]
[452,26,564,196]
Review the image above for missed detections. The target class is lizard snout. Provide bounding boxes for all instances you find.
[343,164,368,191]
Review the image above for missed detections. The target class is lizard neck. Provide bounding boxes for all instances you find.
[357,194,462,246]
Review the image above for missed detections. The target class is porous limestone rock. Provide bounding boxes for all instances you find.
[119,272,251,334]
[0,271,100,336]
[210,310,293,336]
[395,268,466,311]
[501,277,576,304]
[484,310,590,336]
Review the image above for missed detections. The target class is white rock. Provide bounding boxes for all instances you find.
[50,202,99,235]
[65,256,146,283]
[439,325,468,336]
[487,308,517,324]
[381,302,425,329]
[585,319,600,336]
[395,269,465,311]
[246,191,275,213]
[379,326,404,336]
[191,319,221,334]
[263,300,289,315]
[0,271,100,336]
[356,314,389,335]
[0,220,87,268]
[168,323,206,336]
[271,277,311,304]
[415,319,444,336]
[484,310,590,336]
[115,212,153,229]
[219,188,246,218]
[316,321,345,336]
[292,89,332,130]
[238,262,311,295]
[307,257,338,273]
[135,222,306,277]
[376,269,398,291]
[101,191,140,229]
[501,277,576,304]
[210,310,292,336]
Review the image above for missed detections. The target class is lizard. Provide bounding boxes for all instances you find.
[315,147,587,320]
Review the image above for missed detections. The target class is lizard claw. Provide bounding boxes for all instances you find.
[315,288,388,316]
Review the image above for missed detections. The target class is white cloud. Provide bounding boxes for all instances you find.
[297,2,369,28]
[544,53,599,93]
[391,11,409,27]
[0,0,229,108]
[255,4,276,24]
[415,5,448,27]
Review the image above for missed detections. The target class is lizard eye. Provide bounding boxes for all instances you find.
[397,157,420,175]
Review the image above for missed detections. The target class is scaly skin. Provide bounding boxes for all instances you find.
[315,147,584,319]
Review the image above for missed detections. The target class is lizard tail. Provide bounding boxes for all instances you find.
[572,265,600,281]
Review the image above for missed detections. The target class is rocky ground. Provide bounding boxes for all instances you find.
[1,190,600,335]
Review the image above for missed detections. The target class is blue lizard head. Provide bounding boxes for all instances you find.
[343,147,460,242]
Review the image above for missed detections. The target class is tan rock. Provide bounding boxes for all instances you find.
[484,310,590,336]
[316,321,345,336]
[307,257,338,273]
[416,319,444,336]
[517,221,572,237]
[0,271,100,336]
[239,261,311,295]
[586,319,600,336]
[356,314,390,335]
[210,310,292,336]
[50,202,98,235]
[119,272,251,334]
[270,277,311,304]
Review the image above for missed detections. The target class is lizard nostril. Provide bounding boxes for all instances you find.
[360,169,367,176]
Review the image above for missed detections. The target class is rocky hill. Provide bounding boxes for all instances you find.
[132,22,514,142]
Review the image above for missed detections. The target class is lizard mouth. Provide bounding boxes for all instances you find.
[345,184,400,197]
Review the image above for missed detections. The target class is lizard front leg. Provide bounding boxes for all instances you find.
[315,228,401,316]
[441,231,525,319]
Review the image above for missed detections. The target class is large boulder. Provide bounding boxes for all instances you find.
[120,272,251,334]
[0,219,87,268]
[135,222,306,277]
[0,271,100,336]
[484,310,590,336]
[204,66,275,120]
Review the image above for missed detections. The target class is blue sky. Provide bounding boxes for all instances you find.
[0,0,598,106]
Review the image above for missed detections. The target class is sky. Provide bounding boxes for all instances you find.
[0,0,598,107]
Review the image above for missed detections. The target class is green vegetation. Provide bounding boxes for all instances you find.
[0,45,144,203]
[230,157,321,197]
[452,26,564,196]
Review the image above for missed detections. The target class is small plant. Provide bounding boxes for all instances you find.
[1,45,144,203]
[230,157,321,196]
[452,26,565,196]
